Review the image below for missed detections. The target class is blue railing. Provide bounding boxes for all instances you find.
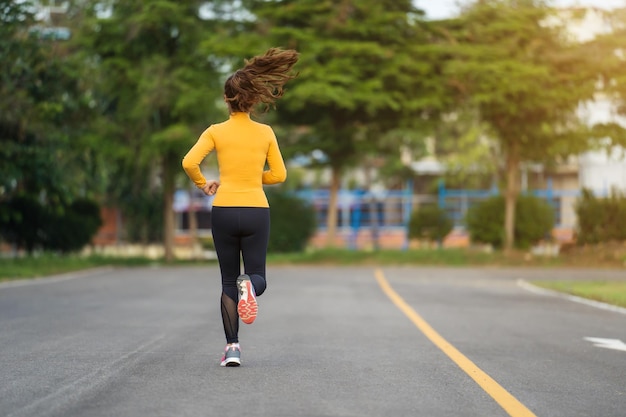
[176,178,584,236]
[295,178,583,232]
[437,179,581,228]
[295,182,415,231]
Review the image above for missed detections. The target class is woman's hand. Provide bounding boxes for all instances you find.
[201,180,220,196]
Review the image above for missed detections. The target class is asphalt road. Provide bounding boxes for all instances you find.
[1,265,625,417]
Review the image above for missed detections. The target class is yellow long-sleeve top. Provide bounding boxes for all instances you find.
[181,112,287,208]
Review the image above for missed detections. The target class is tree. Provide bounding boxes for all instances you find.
[2,0,72,199]
[75,0,227,261]
[408,204,453,246]
[466,194,554,249]
[230,0,450,246]
[433,107,500,190]
[444,0,599,251]
[588,7,626,148]
[0,0,99,252]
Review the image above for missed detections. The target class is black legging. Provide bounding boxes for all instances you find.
[211,206,269,343]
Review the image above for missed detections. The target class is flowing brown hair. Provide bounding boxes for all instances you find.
[224,48,299,113]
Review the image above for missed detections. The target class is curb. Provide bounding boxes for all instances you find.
[517,279,626,316]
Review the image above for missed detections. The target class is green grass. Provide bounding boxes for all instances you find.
[531,281,626,308]
[266,248,487,265]
[0,248,564,282]
[267,247,564,267]
[0,253,223,282]
[0,255,154,282]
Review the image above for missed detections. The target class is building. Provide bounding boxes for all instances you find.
[30,1,71,40]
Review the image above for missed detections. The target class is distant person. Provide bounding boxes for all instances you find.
[182,48,299,367]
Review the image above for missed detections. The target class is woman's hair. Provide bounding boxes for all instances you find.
[224,48,299,113]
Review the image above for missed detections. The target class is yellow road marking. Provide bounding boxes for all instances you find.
[374,268,537,417]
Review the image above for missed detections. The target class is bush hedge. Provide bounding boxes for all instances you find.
[575,188,626,244]
[43,198,103,253]
[0,195,45,254]
[0,195,102,254]
[408,204,453,243]
[266,188,317,253]
[466,194,554,249]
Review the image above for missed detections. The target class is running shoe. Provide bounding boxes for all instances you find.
[220,344,241,367]
[236,274,258,324]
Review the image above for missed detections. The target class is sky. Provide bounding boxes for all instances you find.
[416,0,626,20]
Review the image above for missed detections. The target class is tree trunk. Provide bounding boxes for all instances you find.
[369,197,379,251]
[326,166,341,247]
[188,185,199,259]
[504,142,520,253]
[364,164,380,251]
[163,153,176,263]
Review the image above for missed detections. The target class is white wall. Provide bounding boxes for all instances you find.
[578,98,626,194]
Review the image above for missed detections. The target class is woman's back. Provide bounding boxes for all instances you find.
[184,112,286,208]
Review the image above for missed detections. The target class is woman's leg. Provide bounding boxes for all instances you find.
[211,207,241,344]
[211,207,270,341]
[239,207,270,296]
[220,293,238,344]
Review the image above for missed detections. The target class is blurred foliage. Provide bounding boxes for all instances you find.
[267,188,317,253]
[0,0,97,205]
[198,236,215,251]
[0,195,102,254]
[444,0,600,250]
[0,0,103,253]
[575,189,626,244]
[435,107,499,189]
[118,190,164,244]
[408,204,454,244]
[2,0,626,256]
[587,7,626,148]
[0,195,45,254]
[228,0,451,241]
[68,0,231,259]
[43,198,103,253]
[466,194,554,249]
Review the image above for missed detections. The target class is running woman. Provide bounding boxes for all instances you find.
[182,48,299,367]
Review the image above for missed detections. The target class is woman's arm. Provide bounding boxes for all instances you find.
[262,131,287,185]
[182,127,216,189]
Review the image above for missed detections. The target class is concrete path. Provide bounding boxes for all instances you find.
[1,266,625,417]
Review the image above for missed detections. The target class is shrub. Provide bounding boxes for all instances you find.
[266,188,317,253]
[466,194,554,249]
[575,188,626,244]
[408,204,453,243]
[120,191,163,243]
[465,196,504,247]
[198,236,215,250]
[43,198,103,253]
[0,194,46,254]
[0,196,102,254]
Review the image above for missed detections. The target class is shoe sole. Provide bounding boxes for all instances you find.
[221,358,241,367]
[237,277,257,324]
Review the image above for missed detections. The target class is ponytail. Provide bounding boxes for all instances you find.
[224,48,299,113]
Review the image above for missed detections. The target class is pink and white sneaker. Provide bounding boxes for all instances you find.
[236,274,258,324]
[220,344,241,367]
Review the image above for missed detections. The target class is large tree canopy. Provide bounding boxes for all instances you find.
[2,0,618,256]
[587,7,626,147]
[74,0,227,259]
[444,0,599,250]
[0,0,99,252]
[220,0,452,245]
